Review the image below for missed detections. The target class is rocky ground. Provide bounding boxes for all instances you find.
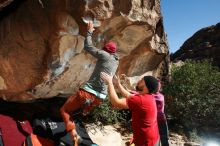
[85,123,201,146]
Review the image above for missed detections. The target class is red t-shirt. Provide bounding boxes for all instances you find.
[126,94,159,146]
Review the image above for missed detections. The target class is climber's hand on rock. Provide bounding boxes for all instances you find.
[87,21,95,33]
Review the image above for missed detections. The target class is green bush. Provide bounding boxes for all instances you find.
[188,129,201,142]
[88,99,131,125]
[164,60,220,129]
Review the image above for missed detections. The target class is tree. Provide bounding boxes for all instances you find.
[164,60,220,129]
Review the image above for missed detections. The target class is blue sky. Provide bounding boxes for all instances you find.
[161,0,220,53]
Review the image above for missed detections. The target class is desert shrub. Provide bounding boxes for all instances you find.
[88,99,131,125]
[164,60,220,129]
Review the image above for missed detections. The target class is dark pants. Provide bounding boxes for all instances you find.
[158,122,169,146]
[154,139,160,146]
[133,139,160,146]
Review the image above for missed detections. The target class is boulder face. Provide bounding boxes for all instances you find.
[171,22,220,67]
[0,0,169,101]
[0,0,13,10]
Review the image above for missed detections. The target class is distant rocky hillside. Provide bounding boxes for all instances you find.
[171,22,220,67]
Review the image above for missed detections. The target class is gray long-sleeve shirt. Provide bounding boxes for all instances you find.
[82,32,119,97]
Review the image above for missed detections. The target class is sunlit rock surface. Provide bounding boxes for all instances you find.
[0,0,169,101]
